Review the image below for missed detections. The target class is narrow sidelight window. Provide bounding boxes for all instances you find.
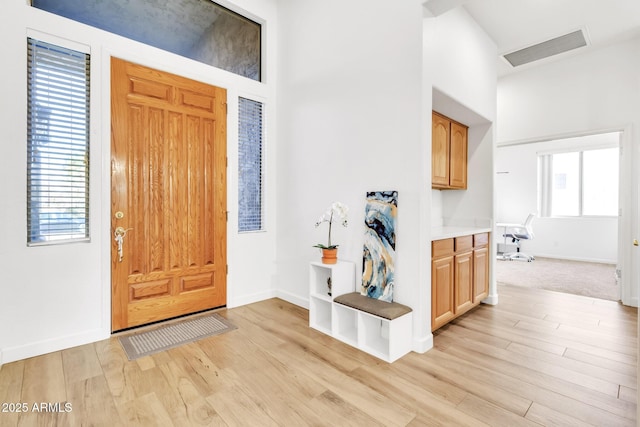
[27,38,90,244]
[238,97,264,232]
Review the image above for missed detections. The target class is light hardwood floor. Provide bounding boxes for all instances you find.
[0,284,636,426]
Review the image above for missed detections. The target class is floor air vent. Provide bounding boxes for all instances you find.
[503,29,588,67]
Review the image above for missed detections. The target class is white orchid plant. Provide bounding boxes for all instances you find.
[314,202,349,250]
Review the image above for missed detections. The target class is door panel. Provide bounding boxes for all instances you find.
[473,246,489,303]
[454,251,474,315]
[111,58,227,331]
[449,121,467,189]
[432,112,450,187]
[432,256,455,331]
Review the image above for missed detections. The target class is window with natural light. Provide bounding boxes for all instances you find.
[539,146,619,217]
[27,38,90,244]
[238,97,264,232]
[31,0,261,81]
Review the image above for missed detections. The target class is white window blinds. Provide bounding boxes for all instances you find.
[27,38,90,244]
[238,97,264,232]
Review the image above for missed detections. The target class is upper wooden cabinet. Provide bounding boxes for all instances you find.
[431,112,450,188]
[432,111,468,190]
[449,121,468,189]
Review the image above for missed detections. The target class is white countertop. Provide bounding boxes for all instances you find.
[431,225,492,240]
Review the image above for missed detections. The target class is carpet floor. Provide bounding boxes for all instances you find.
[495,256,619,301]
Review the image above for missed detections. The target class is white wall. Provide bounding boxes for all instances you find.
[426,8,497,228]
[275,0,432,351]
[0,0,278,365]
[273,2,498,354]
[428,9,497,124]
[497,38,640,306]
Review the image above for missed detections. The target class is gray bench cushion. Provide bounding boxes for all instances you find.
[333,292,412,320]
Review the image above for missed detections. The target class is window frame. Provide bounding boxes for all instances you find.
[538,144,619,218]
[26,36,91,246]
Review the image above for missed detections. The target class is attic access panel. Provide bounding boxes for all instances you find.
[31,0,261,81]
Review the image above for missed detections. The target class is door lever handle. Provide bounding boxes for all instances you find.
[114,226,132,237]
[634,239,639,247]
[114,227,133,262]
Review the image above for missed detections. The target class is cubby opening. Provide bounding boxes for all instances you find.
[360,314,390,356]
[310,264,333,298]
[309,297,331,334]
[334,304,358,345]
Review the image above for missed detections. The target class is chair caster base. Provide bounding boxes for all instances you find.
[502,253,535,262]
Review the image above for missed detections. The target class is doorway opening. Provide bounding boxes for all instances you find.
[495,130,622,301]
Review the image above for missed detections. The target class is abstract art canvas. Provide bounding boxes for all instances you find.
[361,191,397,302]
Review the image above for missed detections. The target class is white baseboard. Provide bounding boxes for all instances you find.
[227,289,278,309]
[1,328,108,365]
[276,290,309,309]
[532,254,616,265]
[413,333,433,354]
[483,293,499,305]
[622,295,638,308]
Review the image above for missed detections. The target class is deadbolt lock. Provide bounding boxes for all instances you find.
[115,211,124,219]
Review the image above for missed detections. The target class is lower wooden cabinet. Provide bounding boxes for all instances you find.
[431,254,454,329]
[431,232,490,331]
[453,235,474,315]
[473,236,490,303]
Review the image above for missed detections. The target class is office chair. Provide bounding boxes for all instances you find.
[498,213,535,262]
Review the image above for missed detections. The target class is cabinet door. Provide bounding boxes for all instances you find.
[454,251,474,315]
[473,246,489,303]
[431,256,455,331]
[449,121,467,189]
[432,112,450,188]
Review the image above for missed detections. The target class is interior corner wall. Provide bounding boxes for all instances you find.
[0,0,278,364]
[423,7,499,310]
[274,0,432,350]
[497,38,640,305]
[425,8,497,226]
[428,7,497,124]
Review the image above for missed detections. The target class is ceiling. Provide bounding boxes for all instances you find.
[425,0,640,76]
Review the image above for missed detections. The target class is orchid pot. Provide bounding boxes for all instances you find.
[314,202,348,264]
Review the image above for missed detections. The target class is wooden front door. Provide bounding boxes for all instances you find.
[111,58,227,331]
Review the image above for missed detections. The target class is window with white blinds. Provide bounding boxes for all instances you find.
[27,38,90,244]
[238,97,264,232]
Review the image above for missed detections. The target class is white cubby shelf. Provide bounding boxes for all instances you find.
[308,261,413,363]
